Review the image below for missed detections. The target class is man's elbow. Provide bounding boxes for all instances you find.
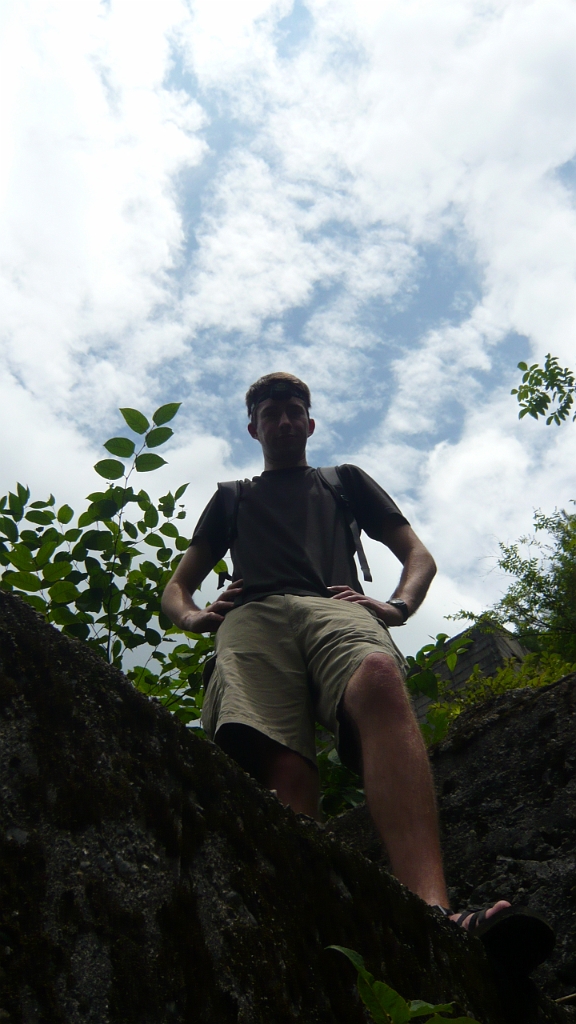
[419,545,437,586]
[160,579,177,619]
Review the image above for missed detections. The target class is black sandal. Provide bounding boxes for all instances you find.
[437,904,555,975]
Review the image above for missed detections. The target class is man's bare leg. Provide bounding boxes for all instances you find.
[341,652,510,925]
[342,651,449,905]
[216,723,320,818]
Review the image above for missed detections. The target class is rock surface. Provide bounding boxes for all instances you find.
[328,674,576,1012]
[0,592,568,1024]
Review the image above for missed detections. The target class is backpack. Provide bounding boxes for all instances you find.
[215,466,372,587]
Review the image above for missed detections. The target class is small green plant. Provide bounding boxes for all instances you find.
[512,355,575,425]
[451,507,576,664]
[404,633,473,746]
[0,404,224,723]
[328,946,477,1023]
[423,650,575,735]
[405,633,473,704]
[316,725,365,817]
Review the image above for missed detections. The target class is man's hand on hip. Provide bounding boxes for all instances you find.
[180,579,244,634]
[327,585,406,626]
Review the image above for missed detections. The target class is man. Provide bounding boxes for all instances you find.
[162,372,553,971]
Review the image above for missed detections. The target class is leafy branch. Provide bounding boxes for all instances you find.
[512,354,575,425]
[0,403,225,724]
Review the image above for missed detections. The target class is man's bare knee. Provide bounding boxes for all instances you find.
[343,652,411,725]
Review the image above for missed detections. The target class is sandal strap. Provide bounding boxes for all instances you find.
[461,909,487,931]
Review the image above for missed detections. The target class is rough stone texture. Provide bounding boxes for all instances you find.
[328,674,576,1014]
[0,592,567,1024]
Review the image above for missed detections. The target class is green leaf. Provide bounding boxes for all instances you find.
[159,522,178,538]
[42,561,72,582]
[25,510,55,526]
[8,492,23,522]
[20,594,47,614]
[152,402,181,425]
[104,436,136,458]
[96,498,120,520]
[57,504,74,524]
[213,559,228,573]
[124,520,138,539]
[135,453,167,473]
[78,507,101,528]
[49,605,78,625]
[446,652,457,672]
[64,622,90,641]
[409,668,439,701]
[17,482,30,504]
[83,529,114,551]
[144,533,164,548]
[122,633,148,650]
[144,505,159,529]
[327,945,371,977]
[145,628,162,646]
[517,361,528,371]
[408,999,455,1018]
[48,580,80,603]
[357,975,392,1024]
[35,540,58,568]
[175,536,189,551]
[64,528,82,542]
[94,459,125,480]
[3,570,42,592]
[174,483,188,500]
[75,588,103,613]
[8,545,36,571]
[119,407,150,434]
[145,427,173,448]
[0,516,18,542]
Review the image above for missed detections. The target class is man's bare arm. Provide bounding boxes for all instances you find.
[328,524,436,625]
[384,523,437,615]
[161,540,243,633]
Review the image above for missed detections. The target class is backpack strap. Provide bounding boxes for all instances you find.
[317,467,373,583]
[216,480,241,588]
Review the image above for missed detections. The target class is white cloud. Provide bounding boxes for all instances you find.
[1,0,576,653]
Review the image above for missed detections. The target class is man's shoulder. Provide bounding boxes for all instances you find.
[328,464,378,489]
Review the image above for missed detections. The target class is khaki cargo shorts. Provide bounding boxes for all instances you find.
[201,594,408,770]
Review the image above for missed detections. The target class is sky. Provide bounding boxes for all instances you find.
[1,0,575,657]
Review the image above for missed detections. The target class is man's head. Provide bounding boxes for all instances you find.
[246,371,315,469]
[245,372,311,423]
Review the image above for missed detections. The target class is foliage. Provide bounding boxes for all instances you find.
[404,633,473,746]
[405,633,472,704]
[451,508,576,664]
[421,650,575,744]
[0,405,225,724]
[512,355,575,425]
[316,725,365,817]
[328,946,476,1024]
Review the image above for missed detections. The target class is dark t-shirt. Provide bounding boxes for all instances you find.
[190,465,408,605]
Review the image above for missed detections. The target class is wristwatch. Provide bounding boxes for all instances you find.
[387,599,410,624]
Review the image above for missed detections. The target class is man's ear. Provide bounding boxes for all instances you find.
[247,421,259,440]
[308,418,315,438]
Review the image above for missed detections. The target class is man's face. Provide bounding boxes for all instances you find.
[247,397,315,465]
